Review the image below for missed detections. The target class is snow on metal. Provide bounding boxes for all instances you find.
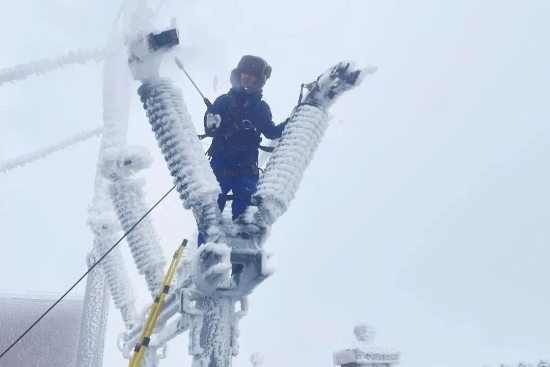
[241,62,377,237]
[250,352,265,367]
[89,206,139,330]
[124,47,377,367]
[101,145,167,298]
[0,3,378,367]
[77,29,135,367]
[136,79,224,243]
[0,127,102,174]
[333,324,400,367]
[0,47,106,86]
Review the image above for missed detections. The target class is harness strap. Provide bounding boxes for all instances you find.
[219,194,250,202]
[212,165,260,178]
[221,95,262,141]
[205,93,269,158]
[202,133,273,152]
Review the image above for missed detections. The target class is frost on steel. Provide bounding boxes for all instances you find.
[93,19,379,367]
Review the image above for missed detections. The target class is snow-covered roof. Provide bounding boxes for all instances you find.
[0,293,84,367]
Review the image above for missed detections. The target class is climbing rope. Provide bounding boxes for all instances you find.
[0,184,176,361]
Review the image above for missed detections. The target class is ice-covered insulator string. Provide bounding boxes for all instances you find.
[101,146,167,298]
[137,79,223,243]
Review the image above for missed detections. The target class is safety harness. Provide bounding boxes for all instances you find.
[209,94,264,178]
[199,95,275,153]
[222,96,261,141]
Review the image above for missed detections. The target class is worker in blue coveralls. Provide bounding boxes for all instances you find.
[198,55,288,246]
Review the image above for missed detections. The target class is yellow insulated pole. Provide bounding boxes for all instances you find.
[128,239,188,367]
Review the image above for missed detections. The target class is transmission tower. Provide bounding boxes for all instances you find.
[0,2,377,367]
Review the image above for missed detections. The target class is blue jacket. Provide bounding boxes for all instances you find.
[204,88,287,171]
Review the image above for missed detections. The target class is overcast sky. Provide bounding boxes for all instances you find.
[1,1,549,367]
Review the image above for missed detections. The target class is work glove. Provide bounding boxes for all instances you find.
[206,113,221,129]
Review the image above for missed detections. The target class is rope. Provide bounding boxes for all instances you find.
[0,185,176,360]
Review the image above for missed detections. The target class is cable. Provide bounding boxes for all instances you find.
[0,184,176,360]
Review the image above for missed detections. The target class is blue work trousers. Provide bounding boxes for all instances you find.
[197,172,259,247]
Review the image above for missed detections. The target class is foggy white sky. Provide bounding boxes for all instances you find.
[0,1,549,367]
